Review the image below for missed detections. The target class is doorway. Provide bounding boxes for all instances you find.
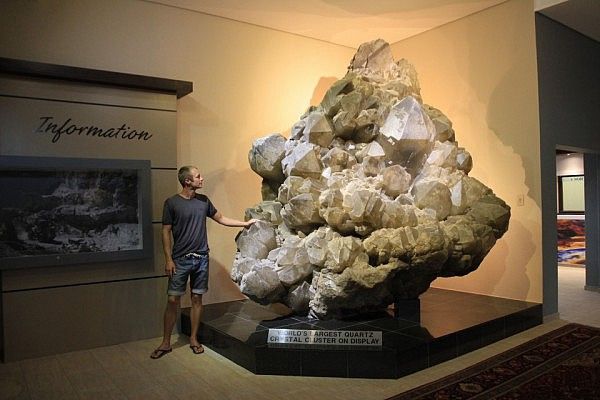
[555,149,600,327]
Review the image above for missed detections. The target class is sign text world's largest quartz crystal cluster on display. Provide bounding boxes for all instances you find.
[268,329,382,349]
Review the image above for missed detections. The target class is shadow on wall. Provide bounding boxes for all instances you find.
[436,1,542,302]
[460,1,540,209]
[474,9,542,301]
[491,218,536,299]
[486,63,540,209]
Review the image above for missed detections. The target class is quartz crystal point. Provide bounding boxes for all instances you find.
[233,39,511,319]
[376,96,436,177]
[235,220,277,260]
[248,133,286,182]
[282,141,323,179]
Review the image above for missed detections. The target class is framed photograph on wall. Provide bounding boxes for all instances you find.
[558,174,585,214]
[0,156,153,270]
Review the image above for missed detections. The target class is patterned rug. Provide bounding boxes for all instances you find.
[388,323,600,400]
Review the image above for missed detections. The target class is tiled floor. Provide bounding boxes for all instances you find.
[0,267,597,400]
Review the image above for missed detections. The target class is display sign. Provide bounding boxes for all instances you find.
[267,328,382,350]
[558,175,585,213]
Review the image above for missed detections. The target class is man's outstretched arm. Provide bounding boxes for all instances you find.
[211,211,258,228]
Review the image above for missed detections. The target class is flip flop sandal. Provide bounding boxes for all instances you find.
[190,344,204,354]
[150,348,172,359]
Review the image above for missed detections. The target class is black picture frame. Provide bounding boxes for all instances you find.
[557,174,585,214]
[0,156,153,270]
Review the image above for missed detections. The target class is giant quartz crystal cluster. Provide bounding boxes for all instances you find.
[231,39,510,319]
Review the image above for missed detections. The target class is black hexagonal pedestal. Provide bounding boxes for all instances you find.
[181,288,542,378]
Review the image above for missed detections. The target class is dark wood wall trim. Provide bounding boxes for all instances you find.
[0,57,193,98]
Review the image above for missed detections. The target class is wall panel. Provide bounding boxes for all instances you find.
[0,73,178,360]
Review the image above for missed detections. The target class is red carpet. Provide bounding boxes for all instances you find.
[388,323,600,400]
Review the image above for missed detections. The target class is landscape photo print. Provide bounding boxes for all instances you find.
[0,156,152,269]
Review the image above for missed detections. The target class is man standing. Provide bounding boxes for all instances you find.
[150,166,257,358]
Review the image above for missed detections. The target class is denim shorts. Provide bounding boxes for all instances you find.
[167,253,209,296]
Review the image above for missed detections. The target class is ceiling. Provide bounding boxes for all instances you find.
[149,0,598,48]
[538,0,600,42]
[149,0,508,48]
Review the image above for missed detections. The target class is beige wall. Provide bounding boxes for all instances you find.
[0,0,541,310]
[391,0,542,302]
[0,0,354,305]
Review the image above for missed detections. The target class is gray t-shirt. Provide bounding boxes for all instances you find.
[162,193,217,259]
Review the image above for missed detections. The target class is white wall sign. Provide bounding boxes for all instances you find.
[267,328,383,349]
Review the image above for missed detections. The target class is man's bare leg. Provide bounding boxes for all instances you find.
[158,295,180,349]
[189,293,204,351]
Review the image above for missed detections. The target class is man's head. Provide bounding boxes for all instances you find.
[178,166,204,189]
